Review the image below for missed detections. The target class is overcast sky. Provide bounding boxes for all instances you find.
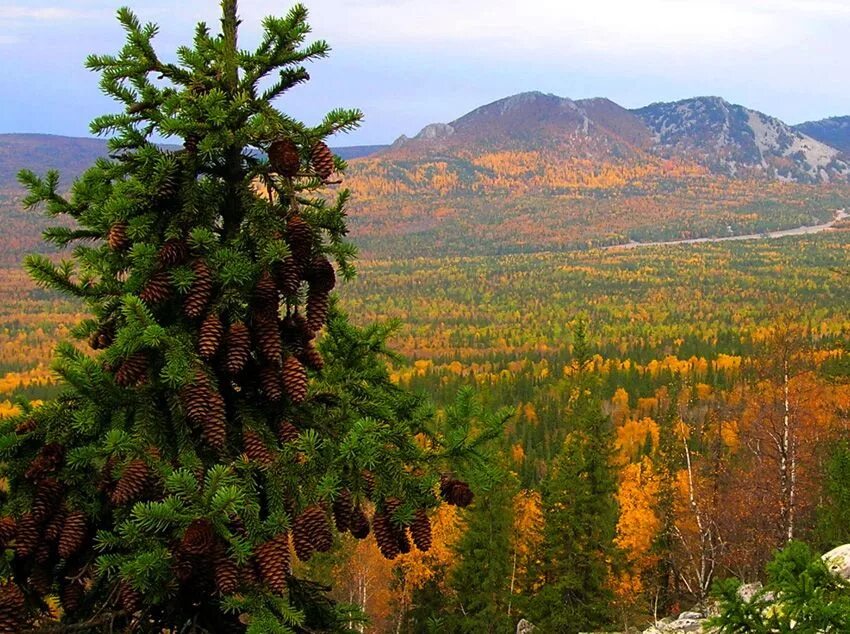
[1,0,849,145]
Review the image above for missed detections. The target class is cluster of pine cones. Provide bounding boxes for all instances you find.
[268,138,336,182]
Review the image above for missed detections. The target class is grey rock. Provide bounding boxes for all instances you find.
[516,618,535,634]
[737,581,763,603]
[822,544,850,580]
[678,611,703,620]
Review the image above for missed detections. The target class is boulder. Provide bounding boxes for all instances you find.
[822,544,850,581]
[516,619,535,634]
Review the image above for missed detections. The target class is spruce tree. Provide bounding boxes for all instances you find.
[526,319,618,632]
[0,3,498,632]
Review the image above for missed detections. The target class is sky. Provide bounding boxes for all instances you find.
[1,0,850,146]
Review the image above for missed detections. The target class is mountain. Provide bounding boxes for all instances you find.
[795,116,850,154]
[0,134,386,189]
[633,97,848,183]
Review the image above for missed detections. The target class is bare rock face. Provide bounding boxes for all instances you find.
[516,618,535,634]
[822,544,850,580]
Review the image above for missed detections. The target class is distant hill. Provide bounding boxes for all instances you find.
[0,134,386,189]
[795,116,850,155]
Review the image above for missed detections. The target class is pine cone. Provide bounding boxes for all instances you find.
[440,477,474,508]
[58,510,87,559]
[15,418,38,435]
[282,356,308,404]
[107,222,129,251]
[269,138,301,178]
[306,256,336,293]
[361,470,376,498]
[274,256,302,296]
[285,216,314,266]
[172,549,195,583]
[44,507,65,543]
[243,429,273,466]
[226,321,251,374]
[118,582,142,614]
[89,322,115,350]
[259,365,284,402]
[29,566,52,596]
[299,342,324,372]
[139,271,172,305]
[311,141,335,181]
[60,579,84,614]
[158,238,188,267]
[349,506,370,539]
[34,540,53,565]
[32,477,63,522]
[14,513,39,559]
[214,548,240,595]
[254,533,290,595]
[199,312,224,360]
[0,582,26,633]
[182,373,227,450]
[306,288,330,332]
[292,506,331,561]
[0,517,15,548]
[114,351,149,387]
[254,270,279,307]
[253,311,283,365]
[280,314,307,355]
[372,510,400,560]
[181,518,216,556]
[411,510,432,552]
[25,442,64,481]
[332,490,353,533]
[111,459,150,506]
[184,260,214,319]
[277,420,300,445]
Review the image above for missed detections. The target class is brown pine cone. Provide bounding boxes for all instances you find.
[349,506,370,540]
[58,510,88,559]
[44,507,66,543]
[89,323,115,350]
[277,420,300,445]
[306,256,336,293]
[182,372,227,451]
[274,256,302,297]
[214,547,240,595]
[181,519,216,556]
[15,418,38,435]
[139,271,172,305]
[184,260,214,319]
[114,351,149,387]
[282,356,308,404]
[172,550,195,584]
[117,581,142,614]
[254,533,290,595]
[285,216,314,266]
[32,477,63,522]
[243,429,273,466]
[14,513,40,559]
[411,510,432,552]
[306,289,330,333]
[259,365,284,402]
[269,138,301,178]
[199,312,224,359]
[440,477,474,508]
[292,506,332,561]
[29,566,53,596]
[372,510,400,560]
[111,460,150,506]
[311,141,335,181]
[254,270,279,307]
[0,581,26,633]
[397,529,411,555]
[60,579,84,614]
[226,321,251,375]
[361,470,376,498]
[25,443,64,481]
[107,222,129,251]
[253,311,283,365]
[299,342,324,372]
[332,490,353,533]
[0,517,15,547]
[158,238,188,267]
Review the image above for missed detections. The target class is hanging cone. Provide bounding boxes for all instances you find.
[114,351,149,387]
[117,582,142,614]
[254,533,290,595]
[60,579,84,614]
[25,442,65,481]
[268,138,301,178]
[349,506,370,539]
[243,429,274,466]
[0,582,26,634]
[15,418,37,435]
[440,477,474,508]
[410,510,432,552]
[14,513,39,559]
[361,470,376,498]
[214,547,240,595]
[306,288,330,332]
[225,321,251,375]
[89,322,115,350]
[273,256,302,297]
[310,141,335,181]
[31,478,63,522]
[107,222,129,251]
[184,260,214,319]
[199,312,224,360]
[332,490,353,533]
[372,510,400,560]
[181,518,216,556]
[139,271,172,305]
[158,238,189,267]
[282,356,308,404]
[253,311,283,364]
[285,216,313,267]
[58,510,87,559]
[29,566,52,596]
[292,506,331,561]
[111,459,150,506]
[44,507,65,543]
[254,269,279,307]
[0,518,15,549]
[299,341,324,372]
[277,420,300,445]
[259,365,284,402]
[306,255,336,293]
[180,373,227,451]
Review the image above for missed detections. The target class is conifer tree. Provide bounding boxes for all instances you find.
[0,3,499,631]
[525,319,618,632]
